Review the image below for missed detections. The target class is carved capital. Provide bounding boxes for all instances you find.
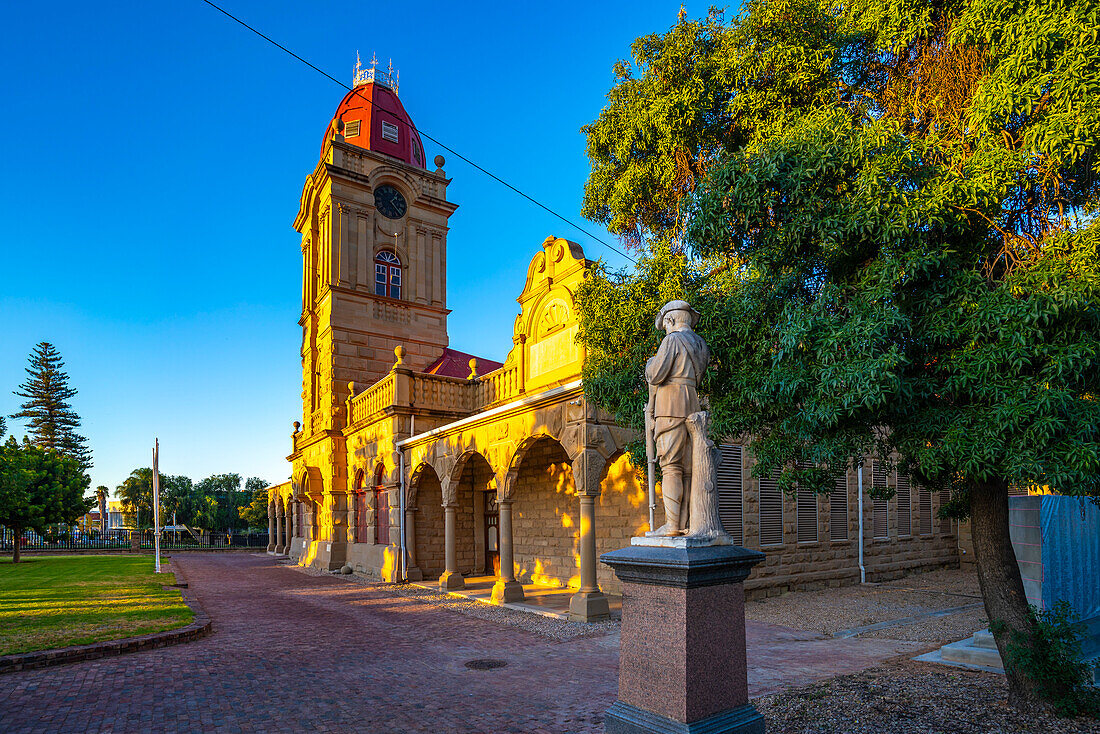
[440,477,457,507]
[571,449,606,497]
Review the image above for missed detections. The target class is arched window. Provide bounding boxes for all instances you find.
[353,470,368,544]
[374,464,390,545]
[375,251,401,299]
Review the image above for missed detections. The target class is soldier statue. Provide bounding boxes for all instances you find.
[644,300,715,537]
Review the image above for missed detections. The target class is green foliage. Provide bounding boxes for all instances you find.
[116,470,263,531]
[116,468,156,529]
[0,437,91,561]
[579,0,1100,707]
[196,473,243,531]
[995,601,1100,718]
[238,478,271,530]
[10,342,92,472]
[581,2,844,250]
[580,0,1100,499]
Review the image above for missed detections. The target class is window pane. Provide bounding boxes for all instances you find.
[390,266,401,285]
[390,284,401,299]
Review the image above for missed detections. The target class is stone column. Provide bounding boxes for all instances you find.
[601,543,766,734]
[405,507,423,582]
[267,504,276,552]
[439,503,465,590]
[274,511,285,554]
[491,498,524,603]
[569,493,610,621]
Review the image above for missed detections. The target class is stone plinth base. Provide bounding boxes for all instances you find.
[439,570,465,590]
[491,579,524,603]
[632,534,733,549]
[605,702,764,734]
[569,589,611,622]
[600,544,766,734]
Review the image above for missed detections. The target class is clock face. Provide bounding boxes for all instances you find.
[374,184,407,219]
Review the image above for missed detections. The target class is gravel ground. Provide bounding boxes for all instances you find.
[283,562,619,641]
[757,659,1100,733]
[856,607,989,642]
[746,567,988,641]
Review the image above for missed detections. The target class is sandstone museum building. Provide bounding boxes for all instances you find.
[266,63,960,620]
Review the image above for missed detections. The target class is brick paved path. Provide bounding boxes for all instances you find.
[0,554,926,733]
[0,553,616,733]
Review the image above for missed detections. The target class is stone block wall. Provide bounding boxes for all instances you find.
[590,448,960,599]
[596,453,662,595]
[511,440,580,588]
[412,471,446,578]
[735,452,959,598]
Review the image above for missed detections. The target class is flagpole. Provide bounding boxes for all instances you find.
[153,439,161,573]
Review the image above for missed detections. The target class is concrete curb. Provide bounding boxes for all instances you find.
[0,560,212,674]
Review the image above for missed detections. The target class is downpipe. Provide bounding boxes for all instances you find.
[399,449,407,583]
[857,459,866,584]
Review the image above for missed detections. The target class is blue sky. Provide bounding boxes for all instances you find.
[0,0,694,494]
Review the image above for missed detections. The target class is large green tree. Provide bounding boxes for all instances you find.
[0,438,91,562]
[578,0,1100,711]
[10,342,92,472]
[116,468,156,529]
[196,473,243,532]
[238,478,270,530]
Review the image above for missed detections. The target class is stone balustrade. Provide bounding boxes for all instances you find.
[348,372,397,424]
[346,361,525,428]
[475,363,523,407]
[411,372,476,413]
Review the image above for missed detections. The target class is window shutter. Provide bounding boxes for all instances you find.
[872,461,888,539]
[344,119,361,137]
[796,485,818,543]
[830,471,849,541]
[897,472,912,536]
[381,121,399,143]
[716,445,743,545]
[758,470,783,546]
[918,480,932,535]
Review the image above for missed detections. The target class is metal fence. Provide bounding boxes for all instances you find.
[0,526,270,552]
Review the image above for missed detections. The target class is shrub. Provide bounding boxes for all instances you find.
[997,601,1099,718]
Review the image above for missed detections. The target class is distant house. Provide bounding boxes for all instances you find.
[106,500,128,530]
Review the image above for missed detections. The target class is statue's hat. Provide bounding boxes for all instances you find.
[655,300,701,330]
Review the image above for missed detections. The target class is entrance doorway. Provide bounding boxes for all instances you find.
[484,493,500,576]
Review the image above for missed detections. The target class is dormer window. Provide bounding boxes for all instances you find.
[344,120,361,138]
[381,121,399,144]
[375,250,401,299]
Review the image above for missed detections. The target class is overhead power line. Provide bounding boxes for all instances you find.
[198,0,636,264]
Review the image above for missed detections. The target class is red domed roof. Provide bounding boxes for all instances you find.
[322,68,426,169]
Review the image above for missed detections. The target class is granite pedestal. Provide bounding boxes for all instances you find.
[600,541,766,734]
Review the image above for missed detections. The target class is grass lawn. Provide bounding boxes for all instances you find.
[0,555,193,655]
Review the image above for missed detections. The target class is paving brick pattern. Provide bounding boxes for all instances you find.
[0,553,928,733]
[0,553,616,733]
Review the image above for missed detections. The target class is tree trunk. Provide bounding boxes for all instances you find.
[968,478,1042,711]
[12,526,21,563]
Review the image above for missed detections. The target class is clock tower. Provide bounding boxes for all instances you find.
[293,58,457,443]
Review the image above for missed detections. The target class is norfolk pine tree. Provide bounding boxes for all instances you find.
[11,342,92,471]
[577,1,1100,711]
